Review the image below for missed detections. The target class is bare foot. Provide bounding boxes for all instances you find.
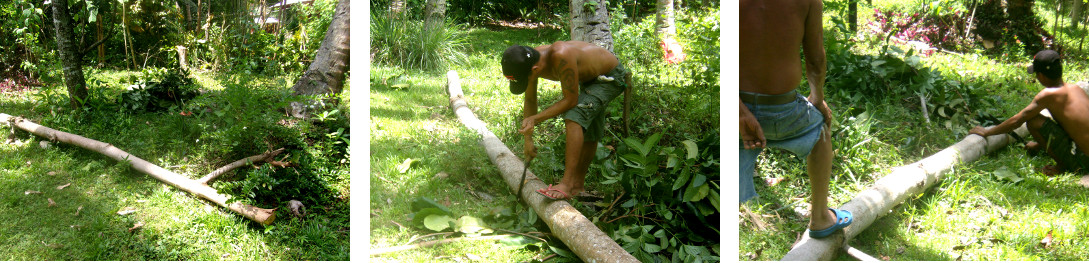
[537,183,584,200]
[1025,141,1043,156]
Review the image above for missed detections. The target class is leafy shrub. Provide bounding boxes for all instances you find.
[371,11,469,72]
[864,7,973,53]
[594,132,721,261]
[119,68,199,113]
[823,31,998,131]
[212,99,349,210]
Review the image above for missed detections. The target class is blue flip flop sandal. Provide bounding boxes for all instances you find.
[809,208,853,238]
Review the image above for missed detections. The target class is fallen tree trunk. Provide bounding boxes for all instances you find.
[197,147,285,185]
[444,70,638,262]
[781,125,1029,260]
[0,113,276,225]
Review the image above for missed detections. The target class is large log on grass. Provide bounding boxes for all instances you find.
[781,125,1030,260]
[0,113,275,225]
[444,71,638,262]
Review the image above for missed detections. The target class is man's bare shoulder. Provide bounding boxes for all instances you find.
[1031,84,1078,105]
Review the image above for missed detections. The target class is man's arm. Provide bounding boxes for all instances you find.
[522,75,540,158]
[519,49,580,133]
[740,98,766,149]
[802,0,831,127]
[970,91,1050,137]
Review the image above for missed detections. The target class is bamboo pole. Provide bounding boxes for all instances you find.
[444,71,638,262]
[0,113,275,225]
[781,125,1029,260]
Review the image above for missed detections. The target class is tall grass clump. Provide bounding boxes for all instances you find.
[371,12,469,72]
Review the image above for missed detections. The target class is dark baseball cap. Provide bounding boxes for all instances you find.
[1028,50,1062,79]
[501,45,540,95]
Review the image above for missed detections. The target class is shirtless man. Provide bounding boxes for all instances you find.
[500,41,630,200]
[740,0,852,238]
[970,50,1089,174]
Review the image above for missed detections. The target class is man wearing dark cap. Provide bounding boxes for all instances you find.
[740,0,853,238]
[970,50,1089,175]
[500,41,629,200]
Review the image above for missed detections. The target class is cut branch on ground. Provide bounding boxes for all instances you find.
[197,147,286,185]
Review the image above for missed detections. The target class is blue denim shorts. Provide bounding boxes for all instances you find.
[739,92,826,203]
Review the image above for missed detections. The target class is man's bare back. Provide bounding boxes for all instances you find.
[534,41,619,84]
[739,0,822,95]
[1037,83,1089,151]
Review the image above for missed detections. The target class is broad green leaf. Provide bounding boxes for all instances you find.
[623,138,648,156]
[682,140,698,160]
[645,177,659,187]
[549,244,575,258]
[685,184,710,202]
[645,133,662,153]
[497,235,540,249]
[423,214,454,231]
[993,166,1022,183]
[690,174,707,188]
[397,158,418,173]
[708,189,720,211]
[672,169,691,190]
[411,208,447,227]
[455,215,490,235]
[644,243,662,253]
[684,245,703,256]
[411,197,451,214]
[520,209,537,225]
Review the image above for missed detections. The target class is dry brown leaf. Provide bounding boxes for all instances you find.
[47,198,56,207]
[117,207,138,215]
[47,171,57,176]
[128,222,144,232]
[74,206,83,216]
[897,246,906,254]
[56,183,71,190]
[1040,230,1054,248]
[24,190,41,195]
[881,255,890,260]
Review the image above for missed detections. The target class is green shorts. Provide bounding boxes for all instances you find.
[1041,117,1089,172]
[563,64,629,142]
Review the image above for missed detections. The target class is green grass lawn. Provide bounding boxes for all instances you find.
[369,26,567,262]
[0,69,349,260]
[739,0,1089,260]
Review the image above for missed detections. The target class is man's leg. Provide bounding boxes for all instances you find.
[541,120,588,198]
[572,133,598,195]
[807,126,835,231]
[1025,115,1047,154]
[1029,116,1071,174]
